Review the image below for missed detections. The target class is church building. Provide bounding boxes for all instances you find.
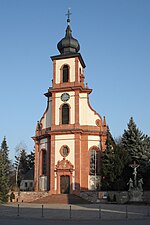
[33,13,108,194]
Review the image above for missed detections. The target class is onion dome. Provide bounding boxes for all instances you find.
[57,12,80,54]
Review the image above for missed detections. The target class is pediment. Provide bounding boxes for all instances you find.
[56,158,73,170]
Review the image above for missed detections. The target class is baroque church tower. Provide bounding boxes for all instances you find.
[33,13,107,194]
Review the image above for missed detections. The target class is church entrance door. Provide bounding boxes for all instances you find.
[60,175,70,194]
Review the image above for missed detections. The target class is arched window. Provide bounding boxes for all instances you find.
[62,104,69,124]
[63,65,69,82]
[89,149,100,175]
[42,150,46,175]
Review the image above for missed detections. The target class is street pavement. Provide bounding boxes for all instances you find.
[0,217,150,225]
[0,203,150,225]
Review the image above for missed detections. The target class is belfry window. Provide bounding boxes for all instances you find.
[63,65,69,82]
[62,104,69,124]
[42,150,46,175]
[89,149,100,175]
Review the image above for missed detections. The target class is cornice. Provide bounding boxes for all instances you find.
[51,53,86,68]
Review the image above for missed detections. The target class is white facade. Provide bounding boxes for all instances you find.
[88,135,101,150]
[55,134,75,165]
[55,58,76,83]
[40,138,48,151]
[55,92,75,125]
[40,97,52,129]
[79,93,101,125]
[20,180,34,191]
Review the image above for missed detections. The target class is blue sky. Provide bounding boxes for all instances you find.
[0,0,150,160]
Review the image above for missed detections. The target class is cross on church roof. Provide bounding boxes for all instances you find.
[65,8,72,20]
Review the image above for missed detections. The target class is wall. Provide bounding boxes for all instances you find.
[55,91,75,125]
[80,191,150,204]
[55,58,75,83]
[9,191,49,203]
[55,134,75,165]
[9,191,150,203]
[41,97,52,129]
[79,93,100,125]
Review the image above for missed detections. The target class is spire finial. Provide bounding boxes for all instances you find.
[65,8,72,25]
[57,9,80,54]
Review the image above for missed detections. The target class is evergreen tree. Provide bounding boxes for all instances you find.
[101,132,127,190]
[141,134,150,189]
[27,151,35,170]
[101,117,150,190]
[143,135,150,156]
[14,142,27,187]
[121,117,150,189]
[15,149,28,186]
[121,117,146,162]
[101,132,115,190]
[0,137,10,202]
[14,146,35,188]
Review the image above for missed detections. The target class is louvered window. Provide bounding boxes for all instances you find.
[63,65,69,82]
[90,150,100,175]
[62,104,69,124]
[42,150,46,175]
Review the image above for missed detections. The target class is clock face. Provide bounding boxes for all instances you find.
[61,93,70,102]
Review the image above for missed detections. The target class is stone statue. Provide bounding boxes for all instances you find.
[127,178,133,191]
[138,178,143,191]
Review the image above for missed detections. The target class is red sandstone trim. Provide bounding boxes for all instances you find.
[75,133,81,191]
[75,90,79,127]
[53,60,56,84]
[51,92,56,128]
[75,57,79,84]
[49,134,55,194]
[51,84,92,93]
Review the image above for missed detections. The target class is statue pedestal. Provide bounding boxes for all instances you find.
[128,188,143,202]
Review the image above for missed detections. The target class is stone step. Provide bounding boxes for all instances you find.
[31,194,92,204]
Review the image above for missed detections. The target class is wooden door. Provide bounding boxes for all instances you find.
[60,175,70,194]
